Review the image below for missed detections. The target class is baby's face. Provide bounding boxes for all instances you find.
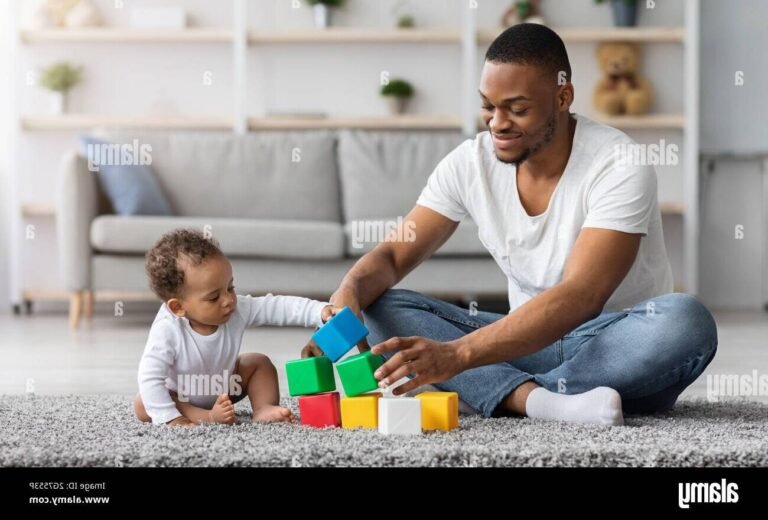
[178,255,237,326]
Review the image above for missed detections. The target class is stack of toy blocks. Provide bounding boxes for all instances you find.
[285,307,460,433]
[286,307,378,427]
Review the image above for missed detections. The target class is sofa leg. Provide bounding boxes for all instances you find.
[69,291,83,329]
[83,290,94,319]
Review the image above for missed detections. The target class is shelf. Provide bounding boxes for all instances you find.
[21,204,55,218]
[594,114,685,130]
[20,28,232,44]
[19,114,683,131]
[249,115,463,130]
[470,114,684,130]
[479,27,685,45]
[22,27,682,45]
[248,28,461,44]
[21,115,233,131]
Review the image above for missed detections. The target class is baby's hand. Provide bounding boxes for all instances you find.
[321,305,343,324]
[301,339,324,358]
[209,394,236,425]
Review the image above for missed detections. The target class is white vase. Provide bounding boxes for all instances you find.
[50,91,68,115]
[313,4,332,28]
[386,96,410,115]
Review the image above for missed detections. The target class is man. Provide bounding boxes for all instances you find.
[304,24,717,426]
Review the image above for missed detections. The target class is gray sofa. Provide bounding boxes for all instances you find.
[58,130,505,328]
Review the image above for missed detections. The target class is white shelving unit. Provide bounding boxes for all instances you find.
[10,0,700,311]
[19,27,233,43]
[20,115,233,131]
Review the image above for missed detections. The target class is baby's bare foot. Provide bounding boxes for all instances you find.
[210,393,236,424]
[252,405,293,423]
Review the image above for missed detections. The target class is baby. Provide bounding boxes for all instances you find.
[133,228,333,427]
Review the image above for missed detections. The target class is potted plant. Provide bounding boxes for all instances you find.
[305,0,345,29]
[380,79,414,115]
[397,15,415,28]
[392,0,415,28]
[39,62,82,114]
[595,0,639,27]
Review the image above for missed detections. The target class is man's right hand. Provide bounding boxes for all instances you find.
[166,416,196,428]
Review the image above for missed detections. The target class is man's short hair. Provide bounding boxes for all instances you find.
[485,23,572,84]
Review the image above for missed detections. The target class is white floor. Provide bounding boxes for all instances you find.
[1,308,766,403]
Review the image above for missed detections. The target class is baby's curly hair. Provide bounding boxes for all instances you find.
[145,229,223,301]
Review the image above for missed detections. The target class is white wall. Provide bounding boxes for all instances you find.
[4,0,716,307]
[700,0,767,154]
[698,0,768,309]
[0,2,14,314]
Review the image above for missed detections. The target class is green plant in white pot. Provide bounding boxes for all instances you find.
[595,0,639,27]
[306,0,345,29]
[381,78,414,115]
[39,62,82,115]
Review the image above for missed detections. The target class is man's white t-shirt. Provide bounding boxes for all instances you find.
[417,113,673,313]
[137,294,327,424]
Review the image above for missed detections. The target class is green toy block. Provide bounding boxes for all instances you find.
[336,351,384,397]
[285,356,336,396]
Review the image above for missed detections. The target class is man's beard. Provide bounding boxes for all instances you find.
[495,110,557,165]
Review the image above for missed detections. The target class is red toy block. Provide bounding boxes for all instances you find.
[298,392,341,428]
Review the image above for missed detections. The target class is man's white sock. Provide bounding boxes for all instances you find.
[525,386,624,426]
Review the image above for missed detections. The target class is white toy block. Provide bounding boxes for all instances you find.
[378,397,421,435]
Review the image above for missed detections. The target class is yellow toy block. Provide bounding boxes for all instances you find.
[416,391,459,431]
[340,393,381,429]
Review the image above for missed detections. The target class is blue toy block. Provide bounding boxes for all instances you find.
[311,307,369,363]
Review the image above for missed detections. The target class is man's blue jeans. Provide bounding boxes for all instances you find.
[363,290,718,418]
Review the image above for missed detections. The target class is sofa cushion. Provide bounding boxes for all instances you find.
[101,131,341,222]
[80,135,173,216]
[90,216,345,259]
[344,219,489,257]
[338,130,466,221]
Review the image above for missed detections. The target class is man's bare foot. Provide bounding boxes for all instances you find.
[210,393,236,424]
[252,405,293,423]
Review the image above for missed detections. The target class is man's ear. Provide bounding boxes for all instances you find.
[558,82,574,112]
[167,298,185,317]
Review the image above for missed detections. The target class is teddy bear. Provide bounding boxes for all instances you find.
[27,0,101,29]
[593,42,653,116]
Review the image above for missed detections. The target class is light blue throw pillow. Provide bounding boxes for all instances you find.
[80,135,173,216]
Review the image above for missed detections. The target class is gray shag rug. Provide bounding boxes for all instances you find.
[1,395,767,467]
